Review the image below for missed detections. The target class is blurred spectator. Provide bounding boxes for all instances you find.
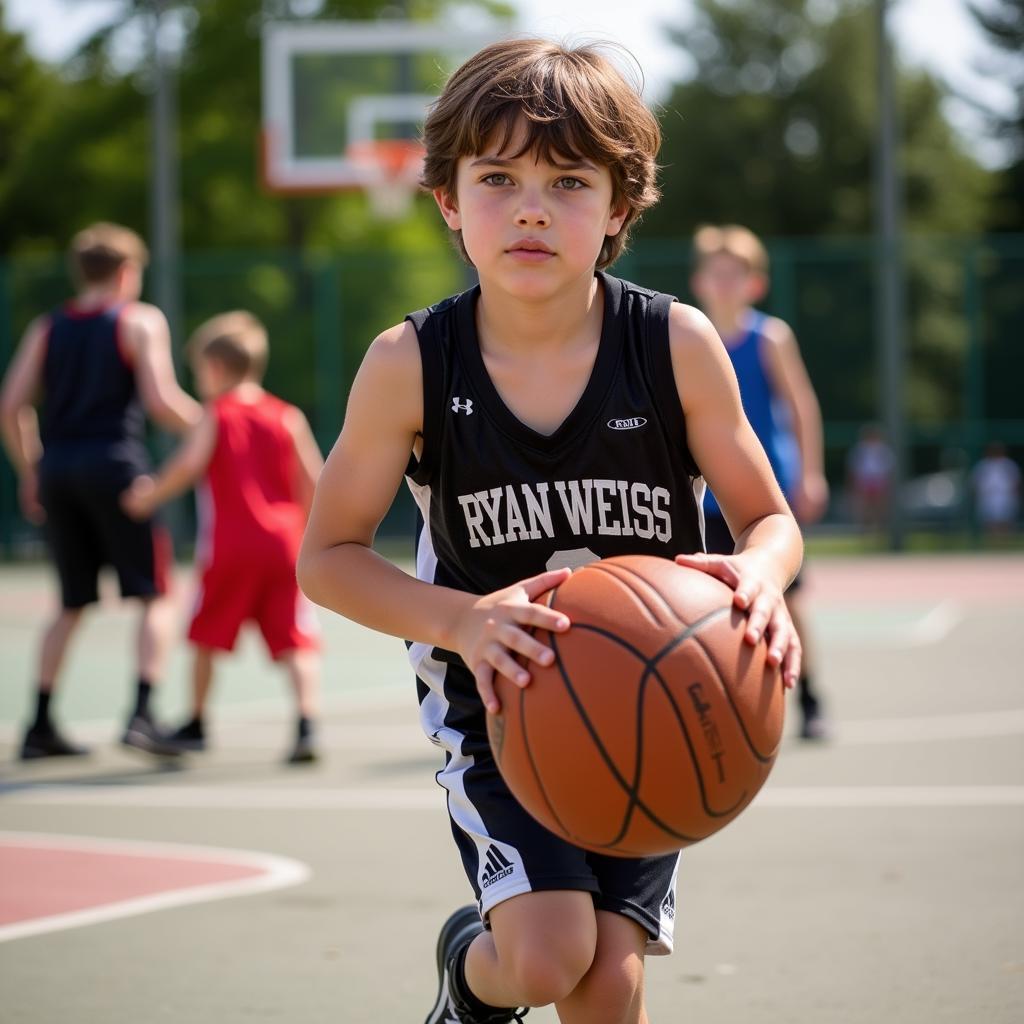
[846,425,893,534]
[972,443,1020,539]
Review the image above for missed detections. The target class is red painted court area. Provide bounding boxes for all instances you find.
[0,833,307,940]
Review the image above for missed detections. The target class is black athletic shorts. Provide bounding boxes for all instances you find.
[703,512,803,591]
[39,458,171,609]
[412,650,681,955]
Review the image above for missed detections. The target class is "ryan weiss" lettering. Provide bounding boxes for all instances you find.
[457,479,672,549]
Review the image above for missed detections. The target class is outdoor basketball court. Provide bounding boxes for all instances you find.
[1,552,1022,1022]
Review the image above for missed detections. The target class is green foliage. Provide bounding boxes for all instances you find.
[636,0,997,429]
[0,0,477,440]
[646,0,990,238]
[968,0,1024,231]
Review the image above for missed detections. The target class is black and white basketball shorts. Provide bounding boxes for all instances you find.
[416,653,681,955]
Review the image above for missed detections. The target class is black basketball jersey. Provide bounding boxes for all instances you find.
[39,302,148,474]
[405,272,707,634]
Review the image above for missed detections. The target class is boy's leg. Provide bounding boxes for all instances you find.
[168,647,215,751]
[280,648,320,763]
[553,911,649,1024]
[21,608,90,759]
[120,594,182,757]
[137,592,176,692]
[192,646,215,717]
[786,590,830,741]
[281,648,320,719]
[257,561,321,763]
[23,471,100,757]
[467,891,597,1009]
[38,608,85,693]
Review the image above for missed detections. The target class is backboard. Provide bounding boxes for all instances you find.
[261,19,512,196]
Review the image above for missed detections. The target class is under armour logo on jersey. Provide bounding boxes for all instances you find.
[452,397,474,415]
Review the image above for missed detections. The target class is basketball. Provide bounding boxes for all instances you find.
[486,554,786,857]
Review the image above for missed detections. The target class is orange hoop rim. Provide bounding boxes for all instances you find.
[347,139,426,182]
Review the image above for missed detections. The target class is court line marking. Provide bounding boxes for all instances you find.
[4,784,1024,810]
[4,704,1024,753]
[907,600,962,646]
[817,599,964,650]
[0,831,310,944]
[834,708,1024,745]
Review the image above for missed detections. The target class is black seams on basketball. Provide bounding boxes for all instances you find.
[485,554,786,856]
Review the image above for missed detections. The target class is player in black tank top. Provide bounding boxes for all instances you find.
[39,303,148,476]
[0,223,201,761]
[297,39,804,1024]
[406,272,706,603]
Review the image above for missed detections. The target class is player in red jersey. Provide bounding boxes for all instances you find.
[122,311,324,763]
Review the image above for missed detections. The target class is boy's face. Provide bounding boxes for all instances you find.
[690,252,766,313]
[434,123,627,300]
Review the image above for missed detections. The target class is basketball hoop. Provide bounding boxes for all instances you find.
[347,139,426,220]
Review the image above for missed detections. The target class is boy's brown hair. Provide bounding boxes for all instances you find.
[422,38,661,269]
[692,224,770,275]
[68,222,149,285]
[187,311,269,384]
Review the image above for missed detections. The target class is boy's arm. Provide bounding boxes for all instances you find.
[761,317,829,523]
[668,303,804,685]
[122,303,202,433]
[0,317,48,523]
[283,406,324,514]
[121,408,217,519]
[297,322,569,712]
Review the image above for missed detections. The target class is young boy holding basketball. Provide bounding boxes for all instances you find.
[0,222,201,760]
[122,312,324,763]
[298,38,803,1024]
[690,225,831,739]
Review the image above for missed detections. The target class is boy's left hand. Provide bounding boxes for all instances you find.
[674,551,801,689]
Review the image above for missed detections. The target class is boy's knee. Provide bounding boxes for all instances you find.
[573,955,644,1018]
[506,937,594,1006]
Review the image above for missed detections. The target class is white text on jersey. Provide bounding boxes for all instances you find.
[456,479,672,548]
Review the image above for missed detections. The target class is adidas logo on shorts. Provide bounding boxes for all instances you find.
[660,890,676,921]
[480,845,515,889]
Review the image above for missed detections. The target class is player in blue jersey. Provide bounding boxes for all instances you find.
[690,224,830,740]
[297,39,804,1024]
[0,223,202,759]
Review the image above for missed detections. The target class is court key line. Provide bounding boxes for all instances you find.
[5,784,1024,810]
[0,831,310,944]
[906,599,962,646]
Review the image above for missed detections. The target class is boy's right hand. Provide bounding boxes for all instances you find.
[453,568,573,714]
[120,475,157,520]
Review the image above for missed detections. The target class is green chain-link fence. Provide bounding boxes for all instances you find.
[2,235,1022,556]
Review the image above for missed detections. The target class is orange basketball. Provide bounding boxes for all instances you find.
[486,554,785,857]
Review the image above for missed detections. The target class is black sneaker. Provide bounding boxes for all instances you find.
[425,906,528,1024]
[285,734,318,765]
[121,715,183,757]
[19,724,90,760]
[798,693,831,742]
[168,719,207,752]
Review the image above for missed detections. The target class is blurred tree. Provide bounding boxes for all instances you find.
[648,0,991,238]
[0,0,509,435]
[969,0,1024,231]
[640,0,996,432]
